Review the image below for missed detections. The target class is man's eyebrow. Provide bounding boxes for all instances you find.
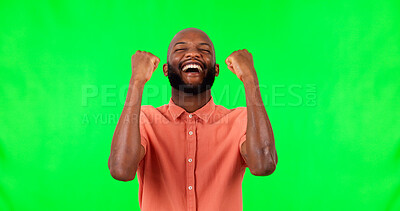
[173,42,212,47]
[198,43,212,47]
[174,42,187,47]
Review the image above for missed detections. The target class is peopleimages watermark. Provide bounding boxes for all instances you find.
[81,83,317,125]
[81,84,317,107]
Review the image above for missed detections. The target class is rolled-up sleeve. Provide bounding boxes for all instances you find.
[238,107,248,167]
[139,108,150,155]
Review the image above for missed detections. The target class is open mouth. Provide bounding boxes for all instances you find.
[180,62,203,73]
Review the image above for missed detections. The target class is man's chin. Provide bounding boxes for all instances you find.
[174,84,208,95]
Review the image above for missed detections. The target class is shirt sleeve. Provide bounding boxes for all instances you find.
[139,108,150,157]
[238,107,248,168]
[239,133,248,167]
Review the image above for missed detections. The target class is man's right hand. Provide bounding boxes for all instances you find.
[131,50,160,84]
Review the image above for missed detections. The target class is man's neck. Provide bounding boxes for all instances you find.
[171,88,211,113]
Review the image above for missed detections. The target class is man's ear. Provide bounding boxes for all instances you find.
[163,63,168,76]
[215,64,219,77]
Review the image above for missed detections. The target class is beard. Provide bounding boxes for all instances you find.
[167,63,216,95]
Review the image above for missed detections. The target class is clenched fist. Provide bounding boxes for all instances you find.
[225,49,258,83]
[131,50,160,84]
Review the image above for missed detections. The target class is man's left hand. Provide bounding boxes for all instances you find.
[225,49,258,83]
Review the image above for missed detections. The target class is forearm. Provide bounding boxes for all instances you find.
[108,79,145,181]
[243,77,277,176]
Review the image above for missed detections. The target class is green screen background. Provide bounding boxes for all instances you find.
[1,0,399,210]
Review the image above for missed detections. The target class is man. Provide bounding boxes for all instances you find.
[108,28,278,211]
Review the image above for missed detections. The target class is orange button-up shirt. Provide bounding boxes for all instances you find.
[137,96,248,211]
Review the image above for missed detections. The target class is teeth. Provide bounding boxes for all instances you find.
[182,63,202,72]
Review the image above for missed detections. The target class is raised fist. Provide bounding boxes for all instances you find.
[131,50,160,84]
[225,49,257,83]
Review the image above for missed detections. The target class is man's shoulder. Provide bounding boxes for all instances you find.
[228,106,247,120]
[140,104,168,114]
[215,104,247,115]
[139,104,170,124]
[212,104,247,123]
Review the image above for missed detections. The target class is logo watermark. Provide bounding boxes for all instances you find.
[81,83,317,125]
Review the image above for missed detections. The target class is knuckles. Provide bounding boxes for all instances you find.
[226,49,252,64]
[132,50,160,63]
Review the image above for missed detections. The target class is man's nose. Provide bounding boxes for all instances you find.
[184,49,201,59]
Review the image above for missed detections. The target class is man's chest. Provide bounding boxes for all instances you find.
[143,121,244,174]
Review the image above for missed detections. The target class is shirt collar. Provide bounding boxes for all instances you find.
[168,96,216,123]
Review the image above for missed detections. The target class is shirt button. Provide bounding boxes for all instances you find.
[189,114,193,118]
[188,158,193,162]
[188,186,193,190]
[188,131,193,135]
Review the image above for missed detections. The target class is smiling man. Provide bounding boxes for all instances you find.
[108,28,278,211]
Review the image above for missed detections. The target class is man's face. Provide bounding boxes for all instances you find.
[164,29,219,95]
